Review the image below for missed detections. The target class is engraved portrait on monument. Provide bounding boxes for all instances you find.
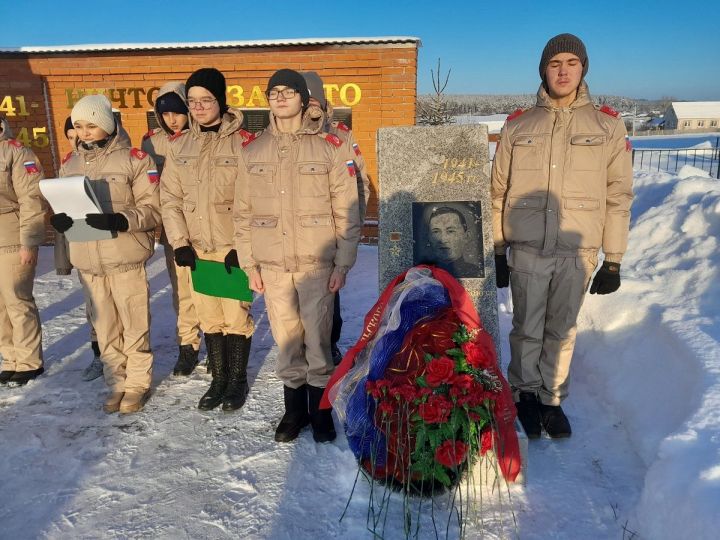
[412,201,484,279]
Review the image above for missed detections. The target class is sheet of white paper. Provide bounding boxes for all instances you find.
[39,176,113,242]
[39,176,105,218]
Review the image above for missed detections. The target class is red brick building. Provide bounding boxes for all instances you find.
[0,36,420,240]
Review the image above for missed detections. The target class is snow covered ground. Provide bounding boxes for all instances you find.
[1,165,718,539]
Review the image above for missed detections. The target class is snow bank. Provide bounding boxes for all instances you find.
[577,169,720,538]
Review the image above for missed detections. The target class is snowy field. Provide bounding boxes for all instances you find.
[1,164,719,539]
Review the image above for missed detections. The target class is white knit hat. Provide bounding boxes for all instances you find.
[71,94,116,135]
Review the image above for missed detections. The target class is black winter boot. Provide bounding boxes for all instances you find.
[0,370,16,385]
[198,333,227,410]
[222,335,251,411]
[173,344,200,376]
[274,385,310,442]
[308,385,336,443]
[7,367,44,387]
[540,403,572,438]
[515,392,542,439]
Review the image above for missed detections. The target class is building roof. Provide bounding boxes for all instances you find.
[671,101,720,118]
[0,36,421,54]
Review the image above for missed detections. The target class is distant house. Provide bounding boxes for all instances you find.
[663,101,720,130]
[646,117,665,130]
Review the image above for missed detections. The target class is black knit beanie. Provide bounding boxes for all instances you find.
[156,92,188,115]
[539,33,588,80]
[186,68,227,113]
[63,116,74,138]
[266,69,310,107]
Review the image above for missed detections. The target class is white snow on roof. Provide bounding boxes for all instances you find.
[671,101,720,118]
[0,36,421,54]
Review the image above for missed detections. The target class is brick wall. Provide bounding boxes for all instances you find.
[0,43,418,242]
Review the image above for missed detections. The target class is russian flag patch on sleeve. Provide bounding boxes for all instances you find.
[346,160,356,177]
[352,143,361,156]
[147,169,160,184]
[23,161,40,174]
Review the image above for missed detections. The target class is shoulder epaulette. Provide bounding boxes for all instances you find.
[130,148,148,160]
[7,138,23,148]
[241,131,259,148]
[507,109,526,122]
[335,121,350,132]
[599,105,619,118]
[323,133,343,147]
[61,151,73,165]
[142,129,157,141]
[237,129,253,140]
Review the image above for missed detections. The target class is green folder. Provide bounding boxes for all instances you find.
[191,259,253,302]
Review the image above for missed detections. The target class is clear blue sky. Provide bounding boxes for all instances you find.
[3,0,718,100]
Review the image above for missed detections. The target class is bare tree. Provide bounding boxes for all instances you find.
[417,59,454,125]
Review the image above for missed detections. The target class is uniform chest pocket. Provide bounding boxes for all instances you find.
[511,135,543,171]
[298,162,329,198]
[0,162,9,191]
[213,156,238,184]
[95,173,132,211]
[175,156,198,186]
[570,134,605,171]
[248,163,276,198]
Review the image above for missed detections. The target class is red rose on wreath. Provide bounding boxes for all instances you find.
[480,429,494,455]
[390,383,417,402]
[377,400,395,417]
[462,340,491,369]
[435,440,469,468]
[425,356,456,387]
[418,394,452,423]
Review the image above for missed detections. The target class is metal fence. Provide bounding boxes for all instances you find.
[632,138,720,178]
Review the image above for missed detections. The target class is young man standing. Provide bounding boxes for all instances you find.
[0,117,46,387]
[234,69,361,443]
[491,34,633,438]
[141,82,203,377]
[301,71,369,365]
[161,68,255,412]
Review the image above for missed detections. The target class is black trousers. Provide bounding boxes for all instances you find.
[331,291,342,346]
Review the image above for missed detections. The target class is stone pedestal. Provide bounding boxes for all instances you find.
[377,124,499,348]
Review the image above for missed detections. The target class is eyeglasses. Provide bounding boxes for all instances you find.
[187,97,217,109]
[267,88,297,100]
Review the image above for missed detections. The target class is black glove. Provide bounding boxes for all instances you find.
[50,213,73,233]
[224,249,239,274]
[174,245,197,271]
[590,261,621,295]
[495,254,510,288]
[85,213,129,232]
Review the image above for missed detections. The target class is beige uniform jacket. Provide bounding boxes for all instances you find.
[234,111,361,274]
[0,118,46,251]
[59,130,160,275]
[160,108,253,254]
[491,82,633,263]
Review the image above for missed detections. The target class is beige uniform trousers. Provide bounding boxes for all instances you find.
[0,250,42,372]
[191,250,253,337]
[161,234,201,349]
[79,267,153,392]
[507,249,597,406]
[262,267,334,389]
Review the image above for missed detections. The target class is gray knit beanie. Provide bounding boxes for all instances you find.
[539,33,588,80]
[301,71,327,110]
[71,94,116,135]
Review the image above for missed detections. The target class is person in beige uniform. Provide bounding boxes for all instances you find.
[302,71,369,365]
[491,34,633,438]
[55,116,103,381]
[234,69,361,443]
[50,95,160,414]
[0,117,46,387]
[141,82,202,376]
[161,68,255,412]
